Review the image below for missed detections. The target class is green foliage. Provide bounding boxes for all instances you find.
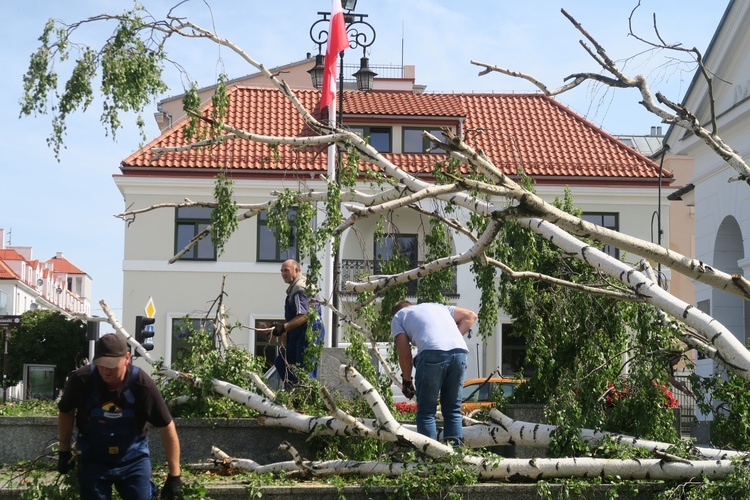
[18,469,79,499]
[374,253,410,342]
[416,219,455,305]
[182,84,202,142]
[339,144,360,190]
[0,399,58,416]
[495,184,679,451]
[364,453,478,499]
[655,457,750,499]
[266,189,300,253]
[6,310,88,391]
[99,14,167,138]
[211,172,238,256]
[159,324,265,418]
[692,369,750,450]
[20,7,168,159]
[183,75,230,143]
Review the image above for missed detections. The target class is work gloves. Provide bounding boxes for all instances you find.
[401,377,416,400]
[161,474,183,499]
[272,322,286,337]
[57,450,73,474]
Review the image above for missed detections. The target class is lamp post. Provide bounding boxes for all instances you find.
[309,1,376,347]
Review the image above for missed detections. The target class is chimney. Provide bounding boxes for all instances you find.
[0,228,4,250]
[56,252,64,259]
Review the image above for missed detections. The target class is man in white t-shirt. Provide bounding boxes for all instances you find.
[391,300,477,444]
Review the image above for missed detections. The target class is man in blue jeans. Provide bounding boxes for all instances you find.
[391,300,477,444]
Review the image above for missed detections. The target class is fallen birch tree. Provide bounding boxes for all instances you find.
[23,1,750,489]
[102,298,746,483]
[100,301,745,481]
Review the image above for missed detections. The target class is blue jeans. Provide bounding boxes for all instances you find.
[414,349,467,442]
[77,454,155,499]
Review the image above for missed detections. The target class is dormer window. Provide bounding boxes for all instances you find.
[349,126,392,152]
[403,127,447,154]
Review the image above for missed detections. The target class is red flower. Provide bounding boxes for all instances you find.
[394,401,417,413]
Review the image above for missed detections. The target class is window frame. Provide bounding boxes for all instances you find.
[402,127,447,154]
[581,212,620,259]
[348,125,392,153]
[501,323,535,378]
[174,207,217,261]
[253,318,281,371]
[256,208,301,263]
[374,234,419,295]
[170,316,215,362]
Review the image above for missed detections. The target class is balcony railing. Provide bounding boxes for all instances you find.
[342,63,404,82]
[340,259,458,298]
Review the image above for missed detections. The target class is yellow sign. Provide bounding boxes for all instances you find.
[145,297,156,319]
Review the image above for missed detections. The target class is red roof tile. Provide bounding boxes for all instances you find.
[46,256,86,275]
[0,249,25,261]
[121,87,669,183]
[0,260,18,280]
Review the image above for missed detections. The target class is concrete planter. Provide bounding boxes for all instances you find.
[0,417,313,465]
[504,404,548,458]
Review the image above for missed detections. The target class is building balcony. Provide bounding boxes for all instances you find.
[340,259,458,298]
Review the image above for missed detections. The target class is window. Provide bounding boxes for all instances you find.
[175,207,216,261]
[171,316,215,362]
[403,127,447,154]
[0,290,6,315]
[501,324,534,378]
[581,212,619,259]
[254,318,280,371]
[375,234,418,295]
[257,209,300,262]
[349,126,392,152]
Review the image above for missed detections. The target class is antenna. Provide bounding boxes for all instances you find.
[6,228,10,246]
[401,21,405,71]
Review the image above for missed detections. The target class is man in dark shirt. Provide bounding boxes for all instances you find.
[57,333,182,499]
[272,259,325,388]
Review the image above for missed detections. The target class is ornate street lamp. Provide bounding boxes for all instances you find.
[341,0,358,11]
[307,53,325,90]
[308,5,377,102]
[308,2,377,346]
[353,56,376,92]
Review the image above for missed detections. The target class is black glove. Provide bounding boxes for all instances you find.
[272,322,286,337]
[57,450,73,474]
[160,474,183,499]
[401,378,416,400]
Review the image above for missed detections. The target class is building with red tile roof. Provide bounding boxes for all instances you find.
[115,64,673,378]
[0,229,91,317]
[122,87,668,187]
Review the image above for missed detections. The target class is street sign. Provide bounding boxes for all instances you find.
[145,297,156,319]
[0,315,21,327]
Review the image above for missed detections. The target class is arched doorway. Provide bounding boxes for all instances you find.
[711,216,745,348]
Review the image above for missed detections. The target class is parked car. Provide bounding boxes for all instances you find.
[461,376,522,414]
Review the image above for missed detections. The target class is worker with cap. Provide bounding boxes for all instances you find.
[57,333,182,499]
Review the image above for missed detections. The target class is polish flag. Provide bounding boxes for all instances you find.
[320,0,349,110]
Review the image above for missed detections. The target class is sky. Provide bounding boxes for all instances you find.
[1,0,728,319]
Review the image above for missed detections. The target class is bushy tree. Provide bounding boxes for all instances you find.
[6,310,87,393]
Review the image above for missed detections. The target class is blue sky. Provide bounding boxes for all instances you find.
[1,1,727,319]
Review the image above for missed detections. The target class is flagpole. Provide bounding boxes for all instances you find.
[312,0,375,349]
[323,96,337,348]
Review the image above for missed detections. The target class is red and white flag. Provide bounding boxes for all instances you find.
[320,0,349,110]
